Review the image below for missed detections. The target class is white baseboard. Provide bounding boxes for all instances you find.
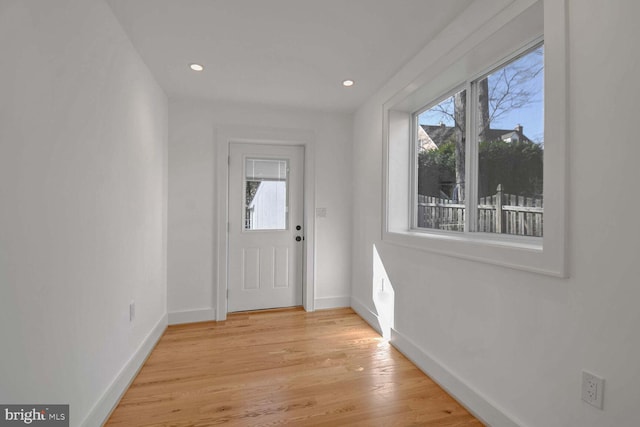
[390,328,522,427]
[81,314,167,427]
[349,296,383,336]
[168,308,216,325]
[314,296,351,310]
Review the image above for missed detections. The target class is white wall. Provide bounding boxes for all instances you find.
[0,1,168,425]
[351,1,640,426]
[168,99,352,318]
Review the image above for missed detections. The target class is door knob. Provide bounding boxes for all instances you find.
[295,236,302,242]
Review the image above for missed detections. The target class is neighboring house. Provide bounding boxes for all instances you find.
[247,181,287,230]
[417,124,442,151]
[498,125,529,143]
[418,123,531,151]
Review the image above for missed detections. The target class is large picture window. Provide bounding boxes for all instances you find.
[384,0,566,276]
[414,44,544,237]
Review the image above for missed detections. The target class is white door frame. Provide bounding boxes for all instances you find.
[215,126,315,321]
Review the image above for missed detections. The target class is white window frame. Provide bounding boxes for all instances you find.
[411,40,544,239]
[411,84,468,233]
[382,0,567,277]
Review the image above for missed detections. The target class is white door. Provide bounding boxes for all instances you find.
[228,143,304,312]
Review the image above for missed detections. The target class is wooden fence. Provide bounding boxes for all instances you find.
[417,185,543,236]
[417,195,465,231]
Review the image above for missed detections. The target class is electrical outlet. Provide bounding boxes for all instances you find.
[129,301,135,322]
[582,371,604,409]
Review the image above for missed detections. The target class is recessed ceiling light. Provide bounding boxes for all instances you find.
[189,63,204,71]
[342,79,355,87]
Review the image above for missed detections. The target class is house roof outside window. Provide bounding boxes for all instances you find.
[418,124,531,151]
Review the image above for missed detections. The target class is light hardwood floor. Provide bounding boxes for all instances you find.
[106,307,483,426]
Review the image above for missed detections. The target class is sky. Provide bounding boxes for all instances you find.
[419,45,544,144]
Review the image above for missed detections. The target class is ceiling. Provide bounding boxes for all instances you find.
[107,0,474,112]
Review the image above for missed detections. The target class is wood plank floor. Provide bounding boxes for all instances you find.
[106,307,483,426]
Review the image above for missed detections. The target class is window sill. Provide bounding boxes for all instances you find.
[405,228,542,251]
[383,229,564,277]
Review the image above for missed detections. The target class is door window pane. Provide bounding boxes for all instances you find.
[476,45,544,236]
[244,158,288,230]
[416,89,466,231]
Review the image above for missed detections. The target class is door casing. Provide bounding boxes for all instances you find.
[215,126,316,320]
[227,143,304,312]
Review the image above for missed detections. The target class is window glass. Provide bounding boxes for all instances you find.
[476,45,544,236]
[416,89,466,231]
[244,158,288,230]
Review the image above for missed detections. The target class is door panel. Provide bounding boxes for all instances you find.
[228,143,304,312]
[242,248,260,290]
[274,246,289,288]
